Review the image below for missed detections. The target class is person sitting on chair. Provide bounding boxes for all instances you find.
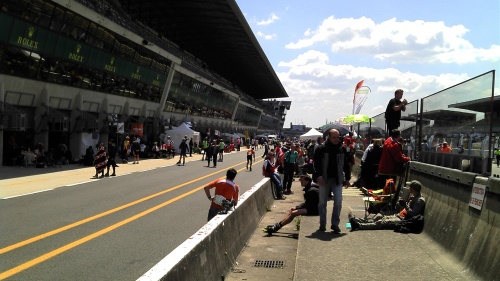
[266,174,319,234]
[349,180,426,231]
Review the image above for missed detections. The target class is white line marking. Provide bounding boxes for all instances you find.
[65,180,99,187]
[2,189,54,199]
[138,168,156,172]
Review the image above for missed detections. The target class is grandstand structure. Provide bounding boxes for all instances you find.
[0,0,291,165]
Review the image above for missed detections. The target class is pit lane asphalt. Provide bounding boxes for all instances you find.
[0,150,264,280]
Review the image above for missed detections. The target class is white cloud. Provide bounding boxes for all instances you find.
[285,16,500,65]
[256,31,276,40]
[257,13,280,26]
[277,50,472,127]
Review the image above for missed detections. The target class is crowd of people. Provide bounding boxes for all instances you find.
[215,89,423,234]
[5,88,427,234]
[204,125,424,236]
[4,133,75,168]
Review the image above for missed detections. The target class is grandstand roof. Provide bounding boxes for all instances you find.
[448,96,500,113]
[118,0,288,100]
[421,109,476,121]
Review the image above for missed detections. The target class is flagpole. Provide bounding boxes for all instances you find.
[352,90,356,115]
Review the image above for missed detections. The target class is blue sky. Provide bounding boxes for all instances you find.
[236,0,500,128]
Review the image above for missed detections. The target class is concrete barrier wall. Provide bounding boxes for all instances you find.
[408,162,500,281]
[352,154,500,280]
[137,178,275,281]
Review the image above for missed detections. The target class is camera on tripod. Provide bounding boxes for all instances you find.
[218,199,235,215]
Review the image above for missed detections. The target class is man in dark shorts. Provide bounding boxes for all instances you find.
[265,174,319,234]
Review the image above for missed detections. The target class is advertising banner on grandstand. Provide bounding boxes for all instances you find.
[1,14,167,88]
[352,80,371,114]
[55,38,91,64]
[8,17,48,52]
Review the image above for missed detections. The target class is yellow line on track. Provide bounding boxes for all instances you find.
[0,161,251,255]
[0,161,262,280]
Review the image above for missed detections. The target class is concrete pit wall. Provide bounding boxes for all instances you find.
[137,178,275,281]
[352,155,500,280]
[408,162,500,281]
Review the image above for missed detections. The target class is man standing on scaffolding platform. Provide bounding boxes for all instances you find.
[384,89,407,135]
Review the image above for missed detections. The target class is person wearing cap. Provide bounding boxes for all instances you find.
[440,142,452,153]
[265,174,320,234]
[349,180,426,231]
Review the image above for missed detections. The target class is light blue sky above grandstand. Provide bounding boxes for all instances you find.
[237,0,499,128]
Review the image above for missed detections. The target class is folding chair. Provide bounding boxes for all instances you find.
[363,178,397,218]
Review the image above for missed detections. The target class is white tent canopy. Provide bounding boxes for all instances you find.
[165,123,200,152]
[300,128,323,140]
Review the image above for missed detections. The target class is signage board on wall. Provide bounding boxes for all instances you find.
[469,183,486,210]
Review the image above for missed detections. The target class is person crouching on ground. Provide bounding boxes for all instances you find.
[349,180,426,231]
[204,168,239,221]
[266,174,319,234]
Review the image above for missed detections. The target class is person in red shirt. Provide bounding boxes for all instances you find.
[440,142,452,153]
[378,129,410,188]
[204,168,239,221]
[343,132,354,147]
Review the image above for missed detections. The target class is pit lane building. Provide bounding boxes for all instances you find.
[0,0,291,165]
